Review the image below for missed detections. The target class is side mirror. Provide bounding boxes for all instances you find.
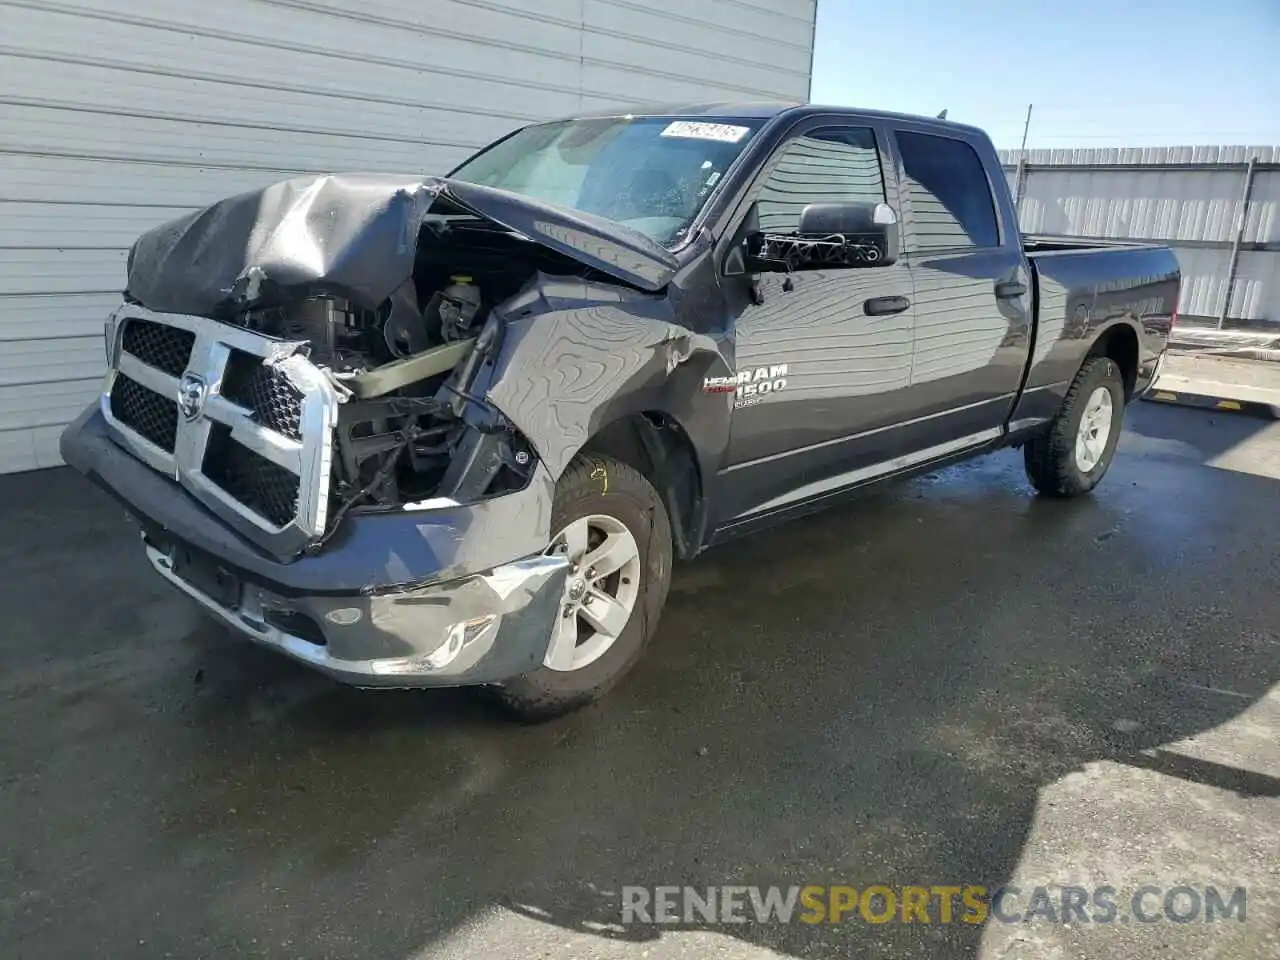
[724,200,900,277]
[742,240,795,274]
[796,201,899,267]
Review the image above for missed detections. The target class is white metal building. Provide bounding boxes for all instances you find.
[0,0,817,474]
[1001,145,1280,347]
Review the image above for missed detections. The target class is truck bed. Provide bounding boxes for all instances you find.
[1022,234,1168,256]
[1014,236,1181,420]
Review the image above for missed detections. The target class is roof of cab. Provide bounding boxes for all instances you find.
[558,101,989,139]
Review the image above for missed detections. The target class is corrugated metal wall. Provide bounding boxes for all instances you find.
[999,145,1280,343]
[0,0,817,474]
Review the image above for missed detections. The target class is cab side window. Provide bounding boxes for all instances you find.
[896,132,999,251]
[756,126,886,234]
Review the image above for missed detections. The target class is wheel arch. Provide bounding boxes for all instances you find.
[577,410,706,560]
[1086,321,1141,400]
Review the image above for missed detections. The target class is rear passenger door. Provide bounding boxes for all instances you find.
[889,125,1031,453]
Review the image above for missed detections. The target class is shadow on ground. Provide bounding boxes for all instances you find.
[1130,395,1278,461]
[1,405,1277,958]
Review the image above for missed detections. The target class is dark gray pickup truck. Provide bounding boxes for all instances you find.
[61,102,1180,719]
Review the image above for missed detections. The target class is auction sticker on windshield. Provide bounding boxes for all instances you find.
[661,121,751,143]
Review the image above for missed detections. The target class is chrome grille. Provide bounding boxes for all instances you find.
[221,350,305,441]
[101,305,339,555]
[203,424,301,528]
[121,319,195,377]
[109,374,178,451]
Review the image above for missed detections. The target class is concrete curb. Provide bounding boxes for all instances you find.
[1142,388,1280,419]
[1144,354,1280,419]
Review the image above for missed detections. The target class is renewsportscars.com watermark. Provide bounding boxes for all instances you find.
[621,885,1247,925]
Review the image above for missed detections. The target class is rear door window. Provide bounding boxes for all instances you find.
[896,132,999,251]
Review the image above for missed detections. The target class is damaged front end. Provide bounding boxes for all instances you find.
[97,174,679,560]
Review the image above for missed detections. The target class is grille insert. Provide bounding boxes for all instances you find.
[122,319,194,377]
[103,310,334,550]
[203,425,300,528]
[221,351,305,441]
[110,374,178,451]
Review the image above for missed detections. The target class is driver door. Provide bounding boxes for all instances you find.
[714,122,918,526]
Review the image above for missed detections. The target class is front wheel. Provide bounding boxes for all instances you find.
[494,454,672,721]
[1024,356,1126,497]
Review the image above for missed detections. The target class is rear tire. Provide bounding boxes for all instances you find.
[1024,356,1126,497]
[494,454,672,721]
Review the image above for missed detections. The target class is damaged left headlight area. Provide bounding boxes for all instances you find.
[99,294,537,558]
[322,307,538,538]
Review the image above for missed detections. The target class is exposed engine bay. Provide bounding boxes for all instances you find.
[116,173,681,548]
[222,218,598,526]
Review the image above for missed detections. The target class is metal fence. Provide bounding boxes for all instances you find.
[999,146,1280,354]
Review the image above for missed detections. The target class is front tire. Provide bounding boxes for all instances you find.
[1024,356,1126,497]
[494,454,672,721]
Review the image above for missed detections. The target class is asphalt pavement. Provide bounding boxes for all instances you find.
[2,402,1278,960]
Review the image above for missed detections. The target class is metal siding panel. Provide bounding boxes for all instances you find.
[32,426,67,468]
[286,0,586,46]
[0,338,105,387]
[580,32,809,100]
[1018,160,1278,327]
[1018,168,1249,242]
[1172,247,1233,318]
[0,430,38,474]
[0,420,78,471]
[0,155,301,206]
[0,0,816,472]
[0,248,128,297]
[579,64,746,105]
[599,0,815,49]
[1230,251,1280,322]
[0,379,102,431]
[1245,170,1279,244]
[0,103,472,173]
[0,202,195,248]
[270,0,587,58]
[1,57,522,151]
[14,0,589,105]
[583,0,812,73]
[0,293,124,341]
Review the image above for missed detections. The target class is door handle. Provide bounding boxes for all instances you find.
[995,280,1027,299]
[863,295,911,316]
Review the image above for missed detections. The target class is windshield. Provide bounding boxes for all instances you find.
[449,117,762,247]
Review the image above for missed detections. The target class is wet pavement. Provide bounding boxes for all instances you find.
[2,402,1278,960]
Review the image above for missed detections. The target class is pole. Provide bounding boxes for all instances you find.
[1219,156,1259,329]
[1011,104,1033,224]
[1013,157,1028,221]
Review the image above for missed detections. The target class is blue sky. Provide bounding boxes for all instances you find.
[809,0,1280,149]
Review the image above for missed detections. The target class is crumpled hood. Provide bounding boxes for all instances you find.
[125,174,680,316]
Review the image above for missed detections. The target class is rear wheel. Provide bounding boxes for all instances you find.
[494,454,672,721]
[1024,356,1126,497]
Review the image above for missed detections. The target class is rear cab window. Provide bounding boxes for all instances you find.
[895,131,1000,252]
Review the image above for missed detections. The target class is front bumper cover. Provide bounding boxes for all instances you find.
[61,407,567,686]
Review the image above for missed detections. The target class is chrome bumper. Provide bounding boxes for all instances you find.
[1137,348,1167,397]
[147,537,568,686]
